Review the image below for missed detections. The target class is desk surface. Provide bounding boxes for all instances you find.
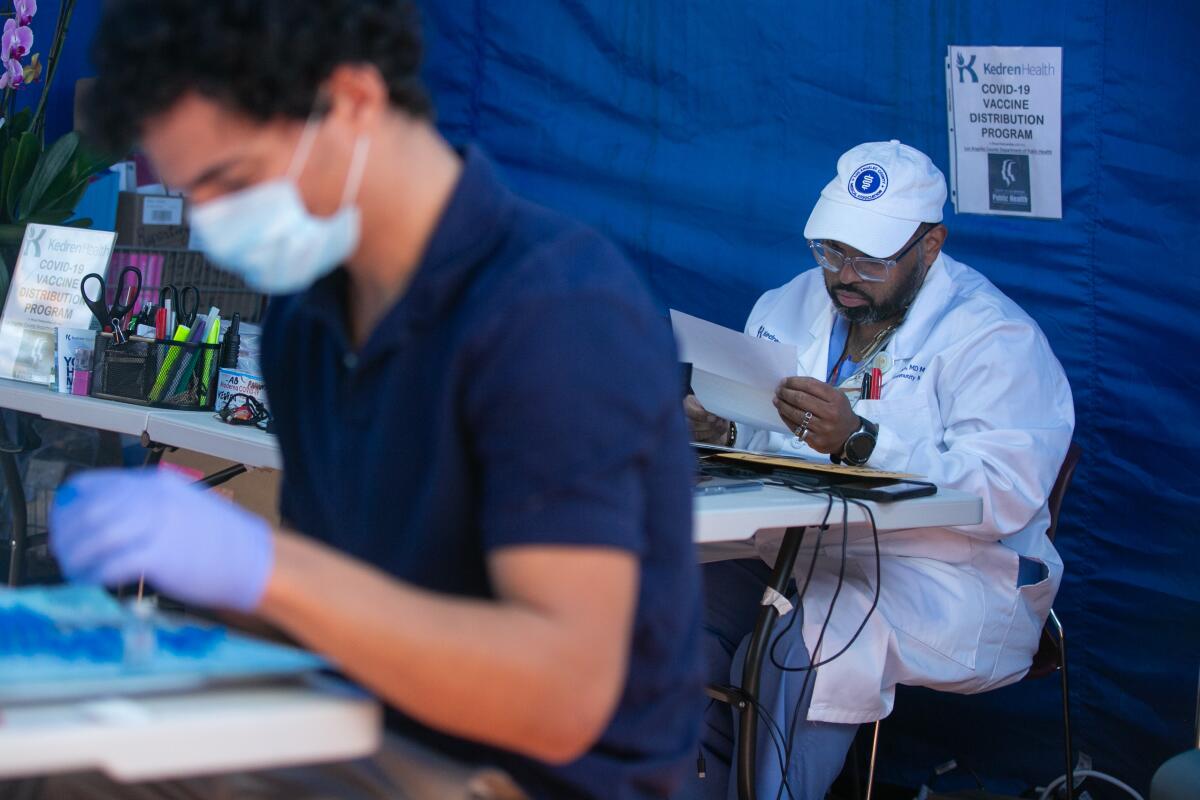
[0,378,151,438]
[3,377,982,544]
[0,378,280,470]
[145,409,281,470]
[694,484,983,560]
[0,676,381,782]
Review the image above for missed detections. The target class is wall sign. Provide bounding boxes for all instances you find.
[0,224,116,385]
[946,45,1063,219]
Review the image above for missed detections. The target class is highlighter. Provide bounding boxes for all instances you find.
[148,324,192,402]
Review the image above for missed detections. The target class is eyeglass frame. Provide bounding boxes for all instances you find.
[808,225,934,283]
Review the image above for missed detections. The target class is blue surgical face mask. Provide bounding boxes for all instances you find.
[188,117,370,295]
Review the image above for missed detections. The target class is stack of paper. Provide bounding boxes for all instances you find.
[671,310,796,435]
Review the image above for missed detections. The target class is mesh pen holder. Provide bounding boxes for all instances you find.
[90,333,222,410]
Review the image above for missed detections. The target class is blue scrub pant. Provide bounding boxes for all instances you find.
[674,560,859,800]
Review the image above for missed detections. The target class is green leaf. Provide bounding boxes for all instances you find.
[73,140,115,178]
[5,132,40,221]
[0,142,17,225]
[6,108,32,138]
[19,131,79,217]
[0,223,24,245]
[39,142,112,211]
[0,107,32,158]
[33,175,92,221]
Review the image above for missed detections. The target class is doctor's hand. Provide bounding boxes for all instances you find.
[50,469,274,612]
[774,377,860,455]
[684,395,732,444]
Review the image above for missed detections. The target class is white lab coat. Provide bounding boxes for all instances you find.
[737,252,1074,724]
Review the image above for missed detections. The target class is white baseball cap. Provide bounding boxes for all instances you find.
[803,140,947,258]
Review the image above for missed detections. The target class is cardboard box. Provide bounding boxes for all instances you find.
[115,191,190,249]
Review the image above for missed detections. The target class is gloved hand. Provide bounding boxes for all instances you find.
[50,469,274,611]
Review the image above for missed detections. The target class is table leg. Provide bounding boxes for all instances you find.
[2,450,26,587]
[141,436,247,488]
[196,464,247,489]
[737,526,806,800]
[1,412,39,587]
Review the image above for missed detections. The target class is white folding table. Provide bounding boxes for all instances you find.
[694,482,983,800]
[0,380,379,784]
[0,377,278,469]
[0,378,278,585]
[0,677,381,782]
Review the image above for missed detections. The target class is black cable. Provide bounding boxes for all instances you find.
[769,489,882,671]
[775,491,850,800]
[766,484,832,672]
[773,490,885,800]
[711,468,886,798]
[767,489,883,800]
[752,697,799,800]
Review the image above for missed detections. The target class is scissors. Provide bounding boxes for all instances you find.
[81,266,143,343]
[158,284,200,331]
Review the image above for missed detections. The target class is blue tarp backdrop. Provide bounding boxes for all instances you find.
[49,0,1198,794]
[414,1,1200,794]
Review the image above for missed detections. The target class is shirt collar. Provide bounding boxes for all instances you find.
[889,253,949,360]
[296,145,515,352]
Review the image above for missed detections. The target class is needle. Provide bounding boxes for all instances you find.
[137,573,145,602]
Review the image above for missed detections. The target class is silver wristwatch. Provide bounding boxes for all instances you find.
[834,416,879,466]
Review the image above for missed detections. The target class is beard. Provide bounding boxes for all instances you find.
[828,259,927,324]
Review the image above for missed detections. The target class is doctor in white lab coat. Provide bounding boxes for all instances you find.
[679,141,1075,800]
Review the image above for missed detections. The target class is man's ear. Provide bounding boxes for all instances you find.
[922,224,948,266]
[323,63,389,133]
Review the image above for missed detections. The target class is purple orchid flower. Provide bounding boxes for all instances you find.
[0,57,24,89]
[13,0,36,27]
[2,18,32,61]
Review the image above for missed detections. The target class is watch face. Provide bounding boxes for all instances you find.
[845,430,876,463]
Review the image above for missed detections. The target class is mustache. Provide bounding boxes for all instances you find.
[831,284,870,302]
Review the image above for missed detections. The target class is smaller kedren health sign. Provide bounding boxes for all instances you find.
[946,45,1063,219]
[0,224,116,385]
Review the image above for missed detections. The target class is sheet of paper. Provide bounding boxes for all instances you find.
[671,310,797,435]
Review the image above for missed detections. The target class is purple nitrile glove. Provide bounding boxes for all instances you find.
[50,469,274,612]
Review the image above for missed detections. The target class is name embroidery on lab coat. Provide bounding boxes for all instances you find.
[894,364,927,382]
[756,326,781,342]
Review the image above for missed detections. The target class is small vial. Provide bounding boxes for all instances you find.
[123,597,157,666]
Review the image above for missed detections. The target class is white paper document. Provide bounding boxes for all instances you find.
[670,310,796,435]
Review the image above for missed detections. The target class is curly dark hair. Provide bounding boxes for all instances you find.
[85,0,432,154]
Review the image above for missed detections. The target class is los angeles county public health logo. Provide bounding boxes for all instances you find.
[848,164,888,201]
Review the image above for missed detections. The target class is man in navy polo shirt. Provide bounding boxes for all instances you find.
[44,1,702,798]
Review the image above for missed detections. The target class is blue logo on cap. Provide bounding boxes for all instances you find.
[848,164,888,201]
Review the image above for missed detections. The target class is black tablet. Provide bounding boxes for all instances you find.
[827,478,938,503]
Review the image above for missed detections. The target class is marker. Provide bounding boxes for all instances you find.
[199,309,222,404]
[164,314,212,399]
[148,323,192,402]
[871,367,882,400]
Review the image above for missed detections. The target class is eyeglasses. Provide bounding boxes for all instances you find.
[808,227,932,283]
